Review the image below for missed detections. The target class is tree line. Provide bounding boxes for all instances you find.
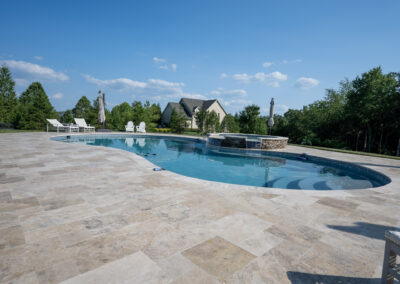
[61,98,162,131]
[1,65,399,156]
[272,67,400,156]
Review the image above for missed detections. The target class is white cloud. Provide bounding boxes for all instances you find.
[182,93,207,100]
[232,71,288,87]
[263,104,289,115]
[83,74,147,91]
[158,63,177,72]
[221,99,253,112]
[153,57,177,72]
[33,56,43,60]
[83,74,205,101]
[52,92,63,99]
[276,104,289,114]
[222,99,252,106]
[1,60,68,81]
[220,73,228,79]
[283,59,302,64]
[153,57,166,63]
[295,77,319,90]
[262,62,274,68]
[209,88,247,98]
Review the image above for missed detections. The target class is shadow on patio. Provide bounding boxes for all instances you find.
[327,222,400,240]
[286,271,381,284]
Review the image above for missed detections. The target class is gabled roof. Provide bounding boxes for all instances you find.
[179,98,220,117]
[166,102,190,118]
[202,99,217,110]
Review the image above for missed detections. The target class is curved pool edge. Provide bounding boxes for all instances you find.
[49,132,393,191]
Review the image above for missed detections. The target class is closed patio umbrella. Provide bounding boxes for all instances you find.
[98,91,106,129]
[268,98,274,135]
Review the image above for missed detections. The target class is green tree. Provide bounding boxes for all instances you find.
[60,110,74,123]
[131,101,146,125]
[110,102,133,130]
[195,108,208,133]
[170,108,187,133]
[204,110,220,133]
[221,114,239,133]
[16,82,57,130]
[144,101,161,130]
[238,105,261,134]
[72,96,95,123]
[346,67,398,152]
[254,116,268,135]
[272,67,400,155]
[0,65,18,124]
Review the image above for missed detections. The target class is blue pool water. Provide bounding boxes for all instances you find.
[57,135,389,190]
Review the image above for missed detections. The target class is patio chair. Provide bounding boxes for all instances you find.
[74,118,95,132]
[46,119,79,133]
[136,121,146,133]
[125,121,135,132]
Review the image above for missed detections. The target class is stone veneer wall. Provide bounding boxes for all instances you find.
[261,138,288,150]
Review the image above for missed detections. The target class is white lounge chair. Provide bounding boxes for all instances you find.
[46,119,79,133]
[136,121,146,133]
[125,121,134,132]
[74,118,95,132]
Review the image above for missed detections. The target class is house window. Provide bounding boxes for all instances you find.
[217,113,220,118]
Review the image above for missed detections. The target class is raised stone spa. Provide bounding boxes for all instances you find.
[207,133,288,150]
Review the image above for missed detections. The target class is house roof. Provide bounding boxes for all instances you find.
[179,98,220,117]
[167,102,190,118]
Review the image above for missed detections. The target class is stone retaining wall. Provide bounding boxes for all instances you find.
[261,137,288,150]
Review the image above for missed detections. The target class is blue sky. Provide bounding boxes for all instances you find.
[1,0,399,115]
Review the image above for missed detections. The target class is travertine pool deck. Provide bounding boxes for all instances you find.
[1,132,399,283]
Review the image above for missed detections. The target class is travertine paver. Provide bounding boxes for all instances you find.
[0,132,399,283]
[182,236,256,282]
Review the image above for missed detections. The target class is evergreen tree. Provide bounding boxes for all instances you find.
[238,105,261,134]
[254,116,268,135]
[60,110,74,123]
[131,101,146,125]
[195,108,207,133]
[72,96,95,123]
[144,101,161,130]
[204,110,220,133]
[221,114,239,133]
[0,65,18,124]
[170,108,187,133]
[110,102,134,130]
[16,82,57,130]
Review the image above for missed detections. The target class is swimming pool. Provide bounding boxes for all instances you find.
[54,134,390,190]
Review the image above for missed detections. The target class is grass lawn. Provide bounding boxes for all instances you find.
[182,131,202,136]
[291,143,400,160]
